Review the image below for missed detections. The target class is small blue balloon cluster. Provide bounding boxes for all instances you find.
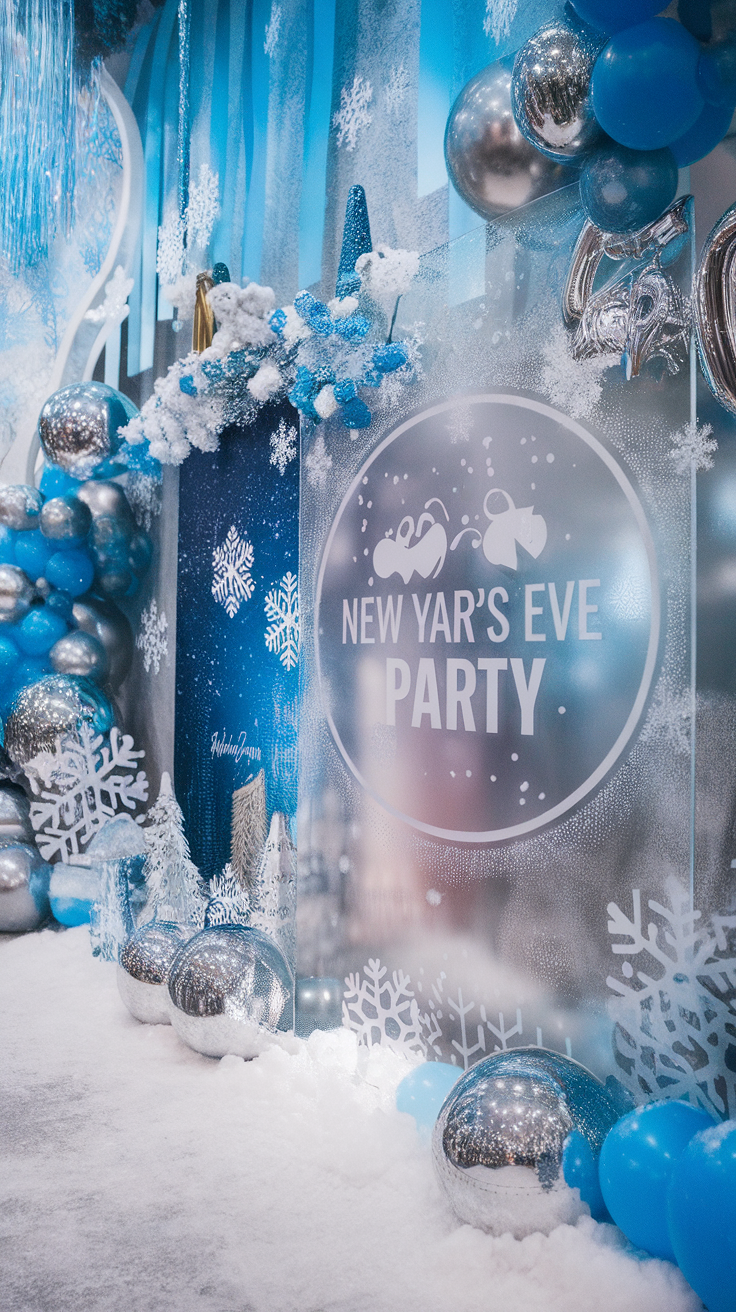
[512,2,736,233]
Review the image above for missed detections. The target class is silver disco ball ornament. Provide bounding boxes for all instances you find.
[0,841,51,931]
[511,17,604,165]
[39,495,92,544]
[72,598,134,691]
[0,484,42,531]
[432,1048,618,1238]
[445,59,577,220]
[0,564,35,625]
[0,783,35,844]
[118,922,191,1025]
[4,673,114,769]
[38,382,136,479]
[50,630,108,683]
[167,924,294,1059]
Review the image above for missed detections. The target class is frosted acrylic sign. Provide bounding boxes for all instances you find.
[316,395,658,843]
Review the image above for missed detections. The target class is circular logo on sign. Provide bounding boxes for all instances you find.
[315,395,659,843]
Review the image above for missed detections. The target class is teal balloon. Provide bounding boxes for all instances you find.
[396,1062,460,1134]
[591,18,703,150]
[45,549,95,597]
[698,36,736,107]
[0,633,20,684]
[670,98,734,165]
[599,1100,716,1259]
[580,142,677,232]
[0,527,15,565]
[571,0,665,34]
[15,608,68,656]
[39,464,83,500]
[563,1128,609,1220]
[667,1121,736,1312]
[14,530,53,579]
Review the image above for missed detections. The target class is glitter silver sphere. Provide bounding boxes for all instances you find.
[118,922,192,1025]
[4,673,114,769]
[0,841,51,931]
[49,630,108,682]
[0,783,35,844]
[511,18,604,165]
[0,564,35,625]
[39,495,92,543]
[432,1048,618,1238]
[0,484,42,531]
[72,598,133,691]
[38,383,135,479]
[167,925,294,1059]
[445,59,577,220]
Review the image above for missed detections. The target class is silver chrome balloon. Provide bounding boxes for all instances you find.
[4,673,114,769]
[432,1048,618,1238]
[0,564,35,625]
[695,202,736,417]
[167,924,294,1059]
[0,484,42,531]
[39,495,92,543]
[76,480,136,527]
[0,783,35,844]
[445,60,576,220]
[295,976,344,1037]
[118,922,191,1024]
[0,841,51,931]
[511,18,604,164]
[38,382,132,478]
[72,598,134,691]
[50,630,108,683]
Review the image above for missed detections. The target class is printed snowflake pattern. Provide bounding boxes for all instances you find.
[608,576,648,622]
[384,64,409,116]
[670,421,717,475]
[212,525,255,619]
[332,75,373,151]
[541,325,609,420]
[269,418,297,475]
[483,0,518,42]
[640,683,691,756]
[186,164,220,251]
[136,599,169,675]
[156,210,186,286]
[607,879,736,1118]
[25,724,149,863]
[264,571,299,670]
[305,430,333,488]
[343,959,425,1053]
[263,1,282,56]
[126,471,162,531]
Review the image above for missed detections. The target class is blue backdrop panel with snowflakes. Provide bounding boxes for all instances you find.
[175,400,299,878]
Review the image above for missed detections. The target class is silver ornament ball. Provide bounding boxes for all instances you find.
[118,922,192,1025]
[0,484,42,531]
[0,841,51,932]
[72,598,133,691]
[0,783,35,844]
[4,673,115,769]
[445,59,577,220]
[39,495,92,543]
[432,1048,618,1238]
[0,564,35,625]
[38,383,136,479]
[511,18,604,165]
[77,480,136,528]
[49,630,108,683]
[167,924,294,1059]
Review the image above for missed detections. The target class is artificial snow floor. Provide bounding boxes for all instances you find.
[1,928,704,1312]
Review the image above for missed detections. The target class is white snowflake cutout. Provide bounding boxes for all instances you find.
[332,75,373,151]
[212,525,255,619]
[269,418,297,476]
[264,571,299,670]
[136,599,169,675]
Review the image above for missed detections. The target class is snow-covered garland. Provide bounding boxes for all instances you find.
[121,246,422,466]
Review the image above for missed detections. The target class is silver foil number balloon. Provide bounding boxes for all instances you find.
[4,673,114,769]
[0,484,42,531]
[118,922,192,1025]
[167,924,294,1059]
[0,841,51,931]
[432,1048,618,1238]
[445,60,577,219]
[511,17,604,164]
[695,202,736,417]
[0,564,35,625]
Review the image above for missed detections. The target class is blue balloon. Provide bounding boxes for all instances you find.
[396,1062,461,1135]
[670,98,734,166]
[667,1121,736,1312]
[0,526,15,565]
[45,548,95,597]
[591,19,703,150]
[0,633,20,684]
[563,1128,609,1220]
[15,608,69,656]
[14,529,54,580]
[698,36,736,107]
[39,464,83,500]
[580,142,678,232]
[571,0,665,34]
[599,1100,716,1259]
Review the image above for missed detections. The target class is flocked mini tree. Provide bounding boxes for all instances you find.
[143,772,205,928]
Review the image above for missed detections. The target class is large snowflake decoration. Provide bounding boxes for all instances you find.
[25,724,149,863]
[212,525,255,618]
[541,325,609,421]
[264,571,299,670]
[156,210,186,286]
[608,575,648,622]
[607,879,736,1118]
[136,599,169,675]
[384,64,409,117]
[343,959,425,1054]
[305,430,333,488]
[332,75,373,151]
[670,420,717,475]
[269,418,297,475]
[186,164,221,251]
[263,1,282,55]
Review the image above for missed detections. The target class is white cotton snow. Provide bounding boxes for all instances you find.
[207,281,277,353]
[0,928,703,1312]
[355,245,420,302]
[247,361,282,401]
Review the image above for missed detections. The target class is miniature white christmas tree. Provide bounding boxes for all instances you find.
[249,811,296,971]
[230,770,267,886]
[205,862,251,927]
[143,772,205,929]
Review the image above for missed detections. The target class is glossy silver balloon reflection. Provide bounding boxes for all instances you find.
[167,924,294,1059]
[118,922,191,1024]
[445,60,577,220]
[0,841,51,931]
[37,382,129,478]
[511,18,604,164]
[695,202,736,417]
[4,673,115,769]
[432,1048,618,1238]
[72,598,134,690]
[0,484,42,531]
[50,630,108,683]
[0,783,36,844]
[39,495,92,543]
[0,564,35,625]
